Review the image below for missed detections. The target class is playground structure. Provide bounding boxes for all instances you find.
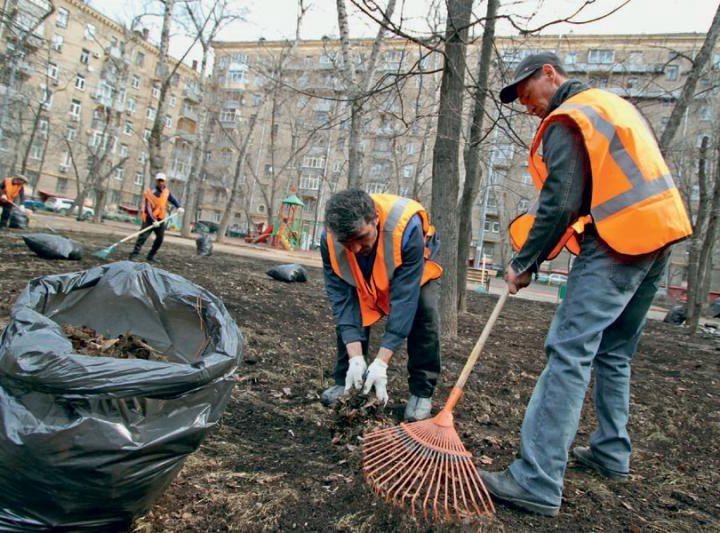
[271,194,304,251]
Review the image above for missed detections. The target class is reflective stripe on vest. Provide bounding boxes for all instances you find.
[3,177,22,203]
[511,88,691,257]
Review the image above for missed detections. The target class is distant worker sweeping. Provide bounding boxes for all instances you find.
[477,52,692,516]
[129,172,183,262]
[0,174,27,229]
[320,189,443,422]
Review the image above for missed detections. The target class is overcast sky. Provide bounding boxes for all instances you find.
[91,0,718,64]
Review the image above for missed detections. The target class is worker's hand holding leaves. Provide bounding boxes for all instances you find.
[363,358,388,405]
[344,355,367,392]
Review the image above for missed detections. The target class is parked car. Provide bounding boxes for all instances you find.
[44,197,95,218]
[548,273,568,286]
[23,196,47,211]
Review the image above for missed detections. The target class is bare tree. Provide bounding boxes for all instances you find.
[456,0,498,312]
[430,0,474,337]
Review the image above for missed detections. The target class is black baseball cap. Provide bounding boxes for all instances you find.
[499,52,562,104]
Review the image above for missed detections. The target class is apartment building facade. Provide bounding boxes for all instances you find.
[0,0,200,212]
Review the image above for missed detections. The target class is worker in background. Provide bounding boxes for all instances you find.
[129,172,183,262]
[0,174,28,228]
[320,189,443,422]
[477,52,692,517]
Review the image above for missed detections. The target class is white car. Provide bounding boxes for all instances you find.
[44,197,95,217]
[548,273,568,286]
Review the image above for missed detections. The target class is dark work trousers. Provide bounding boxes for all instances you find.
[333,279,441,398]
[131,219,165,259]
[0,204,11,228]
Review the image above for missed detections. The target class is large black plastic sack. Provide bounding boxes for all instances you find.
[196,233,213,256]
[22,233,83,260]
[663,305,687,325]
[0,261,243,530]
[9,208,28,229]
[266,263,307,283]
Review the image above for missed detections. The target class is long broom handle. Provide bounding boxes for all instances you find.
[110,212,178,246]
[454,289,509,391]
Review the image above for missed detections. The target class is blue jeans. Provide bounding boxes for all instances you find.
[509,233,669,506]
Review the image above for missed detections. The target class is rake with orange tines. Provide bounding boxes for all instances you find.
[363,290,509,523]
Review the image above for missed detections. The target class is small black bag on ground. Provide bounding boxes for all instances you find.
[22,233,83,260]
[0,261,243,530]
[196,233,213,256]
[266,263,308,282]
[663,305,687,325]
[9,208,28,229]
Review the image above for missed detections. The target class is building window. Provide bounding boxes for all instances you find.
[66,126,76,141]
[51,34,63,51]
[164,114,172,127]
[627,77,639,89]
[700,106,712,121]
[119,144,129,157]
[494,143,514,163]
[131,75,140,89]
[484,220,500,233]
[588,49,614,65]
[75,73,85,90]
[228,67,246,83]
[47,62,58,79]
[84,24,96,40]
[124,120,133,135]
[406,143,416,155]
[69,99,81,119]
[220,109,237,123]
[299,175,320,190]
[135,51,145,67]
[80,48,90,64]
[56,8,69,28]
[127,97,136,112]
[38,118,49,137]
[522,174,533,185]
[629,51,643,65]
[152,84,160,99]
[146,107,156,120]
[134,172,144,185]
[518,198,530,211]
[56,178,68,193]
[402,164,415,178]
[565,51,577,65]
[30,142,44,160]
[301,156,325,169]
[114,167,125,180]
[666,65,679,81]
[169,95,176,108]
[231,53,249,64]
[366,182,386,194]
[143,129,152,142]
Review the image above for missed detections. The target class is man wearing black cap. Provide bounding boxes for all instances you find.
[476,53,690,516]
[0,174,28,228]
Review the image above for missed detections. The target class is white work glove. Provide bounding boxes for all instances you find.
[344,356,367,392]
[18,205,26,213]
[176,207,185,215]
[363,359,389,405]
[152,219,163,227]
[0,194,7,203]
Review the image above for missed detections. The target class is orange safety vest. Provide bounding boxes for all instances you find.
[509,88,692,259]
[326,194,443,327]
[141,188,170,222]
[2,177,23,204]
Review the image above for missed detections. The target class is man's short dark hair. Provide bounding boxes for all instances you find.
[325,188,376,242]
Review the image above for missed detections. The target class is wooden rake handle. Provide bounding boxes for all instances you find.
[444,290,509,412]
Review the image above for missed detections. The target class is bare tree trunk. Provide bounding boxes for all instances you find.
[456,0,498,312]
[659,3,720,152]
[685,136,709,328]
[217,113,258,243]
[430,0,473,338]
[20,107,43,175]
[687,139,720,333]
[149,0,175,178]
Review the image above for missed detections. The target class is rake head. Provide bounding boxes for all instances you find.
[362,409,495,523]
[92,244,116,259]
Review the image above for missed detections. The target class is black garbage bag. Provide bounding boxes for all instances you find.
[710,298,720,319]
[663,305,687,325]
[22,233,83,260]
[9,208,28,229]
[196,233,213,256]
[266,263,308,283]
[0,261,243,531]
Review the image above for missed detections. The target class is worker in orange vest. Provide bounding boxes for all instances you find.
[477,53,692,517]
[320,189,443,422]
[0,174,28,228]
[129,172,183,262]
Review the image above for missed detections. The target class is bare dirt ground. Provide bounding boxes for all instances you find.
[0,226,718,532]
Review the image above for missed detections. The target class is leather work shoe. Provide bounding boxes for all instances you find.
[404,395,432,422]
[320,385,345,407]
[478,469,560,517]
[572,446,629,481]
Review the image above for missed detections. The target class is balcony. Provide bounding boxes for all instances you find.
[183,85,201,103]
[179,107,199,122]
[565,62,664,75]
